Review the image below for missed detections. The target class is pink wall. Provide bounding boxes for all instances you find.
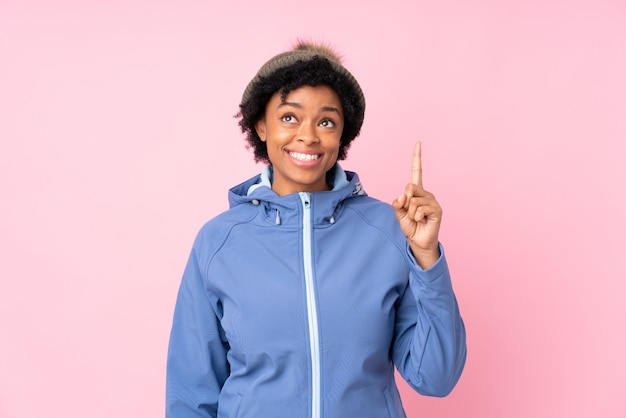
[1,0,625,417]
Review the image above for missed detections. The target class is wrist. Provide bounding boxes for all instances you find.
[409,243,440,270]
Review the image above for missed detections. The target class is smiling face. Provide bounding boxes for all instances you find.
[254,85,344,196]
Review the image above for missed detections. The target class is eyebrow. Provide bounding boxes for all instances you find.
[278,101,342,115]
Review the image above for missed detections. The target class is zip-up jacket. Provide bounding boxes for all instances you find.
[166,167,466,418]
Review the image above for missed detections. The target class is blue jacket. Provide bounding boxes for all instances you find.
[166,167,466,418]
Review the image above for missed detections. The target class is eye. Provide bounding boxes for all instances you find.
[319,119,336,128]
[281,114,297,123]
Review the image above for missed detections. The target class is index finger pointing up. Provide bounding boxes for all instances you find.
[411,141,423,188]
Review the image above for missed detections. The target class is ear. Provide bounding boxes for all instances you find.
[255,118,267,142]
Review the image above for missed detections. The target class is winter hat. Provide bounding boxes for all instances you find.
[240,41,366,132]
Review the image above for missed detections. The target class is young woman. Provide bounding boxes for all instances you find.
[166,41,466,418]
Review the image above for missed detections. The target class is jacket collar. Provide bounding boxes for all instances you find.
[227,164,366,226]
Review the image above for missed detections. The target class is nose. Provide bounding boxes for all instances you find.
[296,120,319,144]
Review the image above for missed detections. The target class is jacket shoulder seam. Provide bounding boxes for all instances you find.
[343,204,406,258]
[198,210,258,285]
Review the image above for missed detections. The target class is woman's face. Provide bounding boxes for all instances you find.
[255,85,344,196]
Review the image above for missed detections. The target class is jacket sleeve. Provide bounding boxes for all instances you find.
[391,243,467,397]
[166,246,230,417]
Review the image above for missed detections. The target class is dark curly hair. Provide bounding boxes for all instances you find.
[237,56,365,164]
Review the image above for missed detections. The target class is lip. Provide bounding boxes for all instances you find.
[286,150,323,166]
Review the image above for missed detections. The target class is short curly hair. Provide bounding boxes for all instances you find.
[237,54,365,164]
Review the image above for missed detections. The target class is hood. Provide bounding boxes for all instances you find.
[227,164,366,226]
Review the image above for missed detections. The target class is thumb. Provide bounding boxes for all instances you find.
[392,194,407,212]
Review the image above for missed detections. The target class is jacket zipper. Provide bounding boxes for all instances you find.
[300,192,321,418]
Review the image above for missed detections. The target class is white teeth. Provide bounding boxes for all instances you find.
[289,152,319,161]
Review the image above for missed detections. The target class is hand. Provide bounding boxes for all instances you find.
[392,141,442,269]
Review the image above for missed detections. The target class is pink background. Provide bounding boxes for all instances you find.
[1,0,625,417]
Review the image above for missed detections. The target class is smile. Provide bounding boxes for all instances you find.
[289,152,320,161]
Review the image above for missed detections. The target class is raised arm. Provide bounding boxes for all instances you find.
[390,141,466,396]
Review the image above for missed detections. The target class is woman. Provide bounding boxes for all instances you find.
[166,41,466,418]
